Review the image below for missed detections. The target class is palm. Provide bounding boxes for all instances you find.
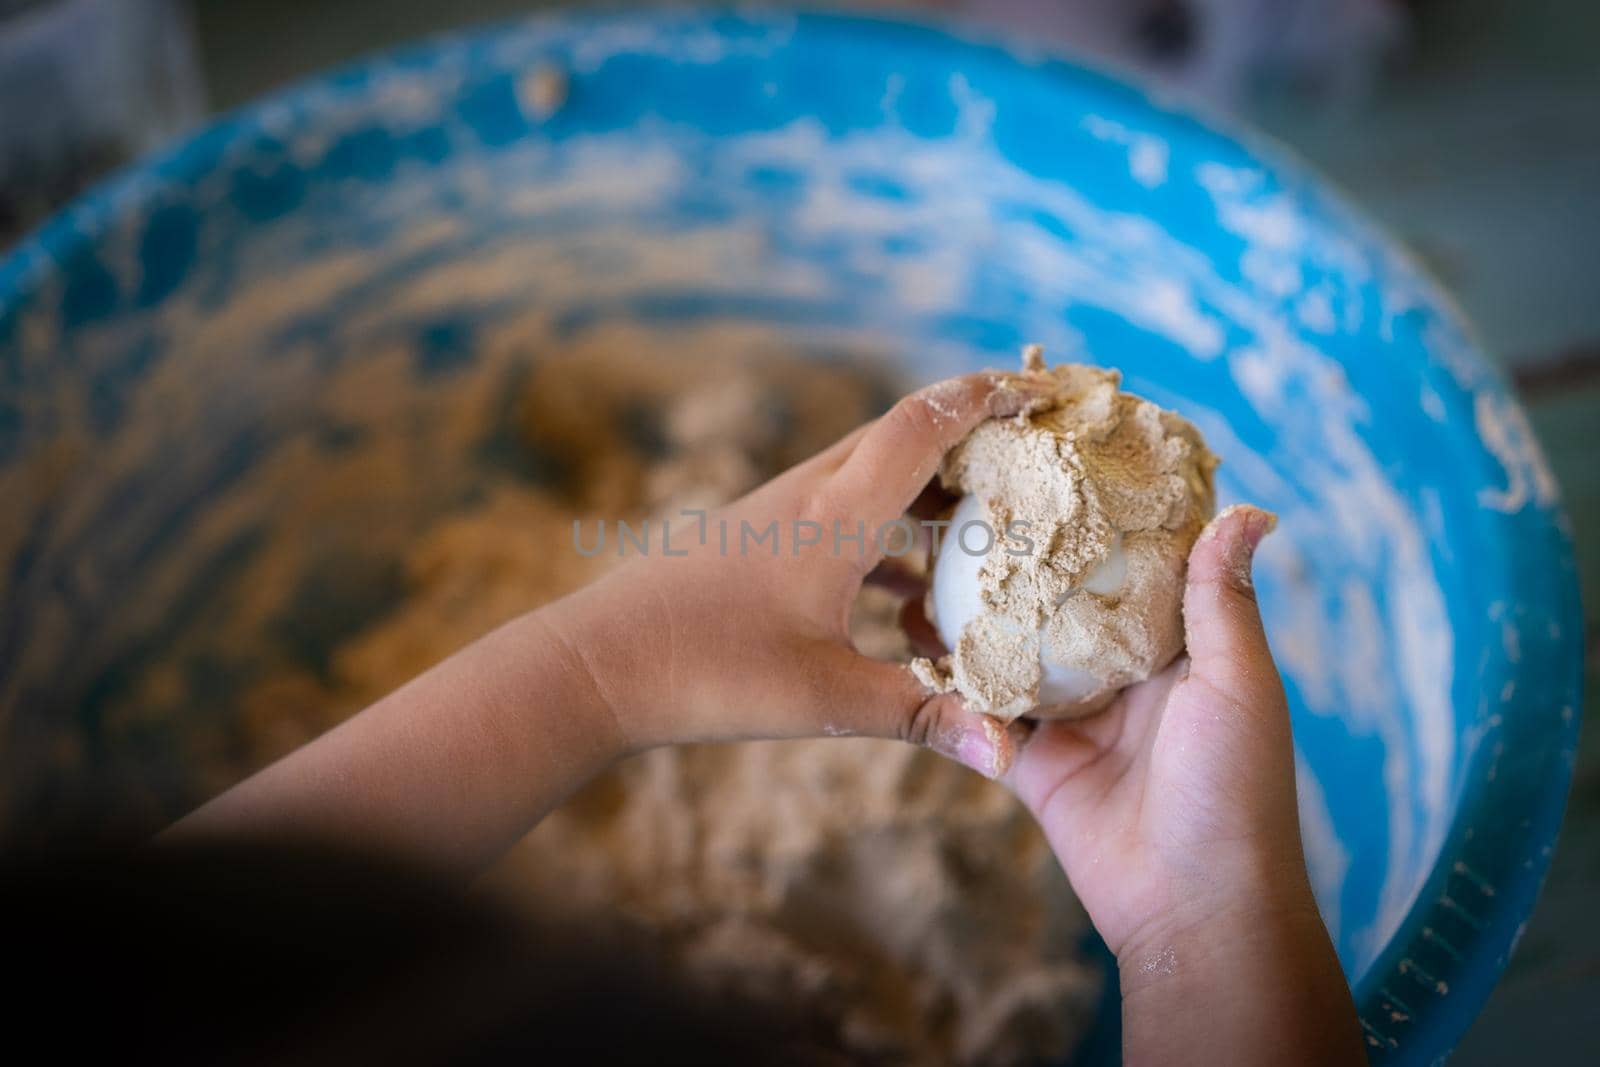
[883,497,1301,960]
[1008,654,1294,956]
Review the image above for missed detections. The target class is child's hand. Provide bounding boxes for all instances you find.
[177,369,1368,1060]
[172,371,1050,868]
[1004,506,1367,1064]
[547,371,1051,774]
[1007,506,1298,957]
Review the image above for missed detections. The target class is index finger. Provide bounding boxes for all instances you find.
[823,372,1050,541]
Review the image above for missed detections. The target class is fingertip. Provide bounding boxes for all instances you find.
[862,657,1029,780]
[984,370,1057,419]
[822,372,1055,547]
[936,705,1031,780]
[950,712,1003,778]
[1241,505,1277,550]
[1188,504,1276,597]
[1181,504,1281,691]
[906,369,1054,431]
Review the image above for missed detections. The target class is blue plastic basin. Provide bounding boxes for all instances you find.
[0,10,1582,1063]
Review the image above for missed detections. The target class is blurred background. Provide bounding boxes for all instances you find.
[2,0,1595,1060]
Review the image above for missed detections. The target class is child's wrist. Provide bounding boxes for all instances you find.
[1112,832,1310,961]
[525,570,683,755]
[1119,888,1319,982]
[1113,846,1328,1000]
[1114,870,1360,1065]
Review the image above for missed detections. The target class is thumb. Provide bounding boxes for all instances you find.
[1182,504,1279,701]
[1158,503,1307,855]
[816,645,1032,780]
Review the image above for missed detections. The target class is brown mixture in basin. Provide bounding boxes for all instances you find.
[15,330,1100,1065]
[314,346,1101,1065]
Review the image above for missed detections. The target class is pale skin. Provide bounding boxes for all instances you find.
[170,371,1367,1066]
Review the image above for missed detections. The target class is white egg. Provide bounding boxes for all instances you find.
[930,493,1128,709]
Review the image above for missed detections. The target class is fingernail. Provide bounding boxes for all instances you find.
[953,724,1002,779]
[1241,507,1277,551]
[1232,507,1276,590]
[1201,504,1277,593]
[948,716,1031,779]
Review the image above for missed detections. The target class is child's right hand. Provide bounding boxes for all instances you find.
[1007,505,1368,1064]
